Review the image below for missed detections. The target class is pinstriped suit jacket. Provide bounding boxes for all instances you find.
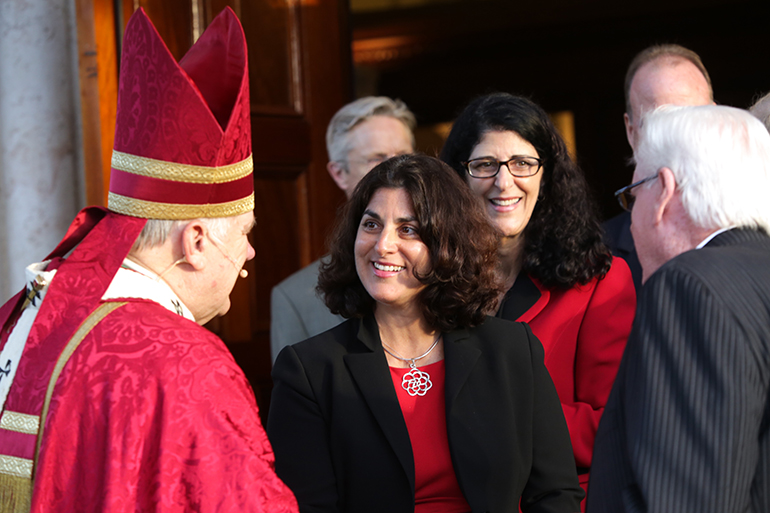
[587,228,770,513]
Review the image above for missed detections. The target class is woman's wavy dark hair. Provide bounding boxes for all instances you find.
[318,154,502,331]
[439,93,611,288]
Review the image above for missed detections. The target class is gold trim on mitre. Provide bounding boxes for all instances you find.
[111,151,253,184]
[108,193,255,220]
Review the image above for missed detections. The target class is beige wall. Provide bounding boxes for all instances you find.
[0,0,84,300]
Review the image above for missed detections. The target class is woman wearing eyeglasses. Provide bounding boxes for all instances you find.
[440,93,636,510]
[268,154,584,512]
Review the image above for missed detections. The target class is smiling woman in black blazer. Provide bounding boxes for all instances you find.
[267,155,583,513]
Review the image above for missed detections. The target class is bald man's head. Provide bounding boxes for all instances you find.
[624,46,713,151]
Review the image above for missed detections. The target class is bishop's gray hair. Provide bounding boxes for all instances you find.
[131,217,235,252]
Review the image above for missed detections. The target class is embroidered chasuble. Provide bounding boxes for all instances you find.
[0,208,297,512]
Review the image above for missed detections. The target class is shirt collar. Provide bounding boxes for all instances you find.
[102,258,196,322]
[696,227,735,249]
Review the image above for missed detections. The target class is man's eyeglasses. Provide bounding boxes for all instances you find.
[462,156,543,178]
[614,174,658,212]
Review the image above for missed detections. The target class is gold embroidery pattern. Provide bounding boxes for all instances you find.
[0,411,39,435]
[108,193,254,220]
[111,151,253,183]
[0,455,33,479]
[35,302,128,475]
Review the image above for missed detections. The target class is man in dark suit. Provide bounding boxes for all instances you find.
[588,105,770,512]
[603,44,713,294]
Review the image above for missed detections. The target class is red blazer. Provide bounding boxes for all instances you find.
[497,258,635,503]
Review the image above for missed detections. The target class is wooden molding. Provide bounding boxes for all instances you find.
[74,0,105,207]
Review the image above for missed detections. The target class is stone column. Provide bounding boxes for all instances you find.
[0,0,83,300]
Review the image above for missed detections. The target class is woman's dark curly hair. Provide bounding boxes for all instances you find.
[318,154,502,332]
[439,93,611,288]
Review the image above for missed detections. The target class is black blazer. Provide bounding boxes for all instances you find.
[267,315,583,513]
[588,228,770,513]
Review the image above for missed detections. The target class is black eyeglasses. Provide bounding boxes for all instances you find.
[462,156,543,178]
[614,174,658,212]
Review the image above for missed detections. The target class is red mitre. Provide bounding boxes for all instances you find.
[108,7,253,220]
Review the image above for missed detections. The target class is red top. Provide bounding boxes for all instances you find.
[390,360,471,513]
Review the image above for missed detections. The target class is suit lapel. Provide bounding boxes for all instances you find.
[443,327,485,511]
[344,317,415,489]
[498,273,550,324]
[443,328,481,413]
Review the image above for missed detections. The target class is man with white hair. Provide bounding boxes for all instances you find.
[587,105,770,513]
[0,8,296,512]
[270,96,415,361]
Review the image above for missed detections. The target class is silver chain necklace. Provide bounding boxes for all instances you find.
[382,334,441,397]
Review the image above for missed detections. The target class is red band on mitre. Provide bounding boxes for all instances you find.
[108,7,253,220]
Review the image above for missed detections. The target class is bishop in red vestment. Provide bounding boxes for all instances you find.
[0,8,297,513]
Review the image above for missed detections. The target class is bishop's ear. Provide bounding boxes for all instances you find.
[180,220,207,270]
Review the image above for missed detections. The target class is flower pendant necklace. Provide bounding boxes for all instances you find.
[382,334,441,397]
